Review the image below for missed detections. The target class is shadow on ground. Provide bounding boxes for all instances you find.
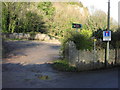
[3,40,60,58]
[2,40,118,88]
[2,63,118,88]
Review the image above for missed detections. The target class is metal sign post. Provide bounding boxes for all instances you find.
[72,23,82,62]
[93,38,97,65]
[103,31,111,67]
[105,0,110,67]
[76,28,78,32]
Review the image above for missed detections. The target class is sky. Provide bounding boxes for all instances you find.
[80,0,120,23]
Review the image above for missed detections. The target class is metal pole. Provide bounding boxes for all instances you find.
[105,0,110,67]
[76,28,78,32]
[107,0,110,30]
[94,39,96,61]
[93,39,96,68]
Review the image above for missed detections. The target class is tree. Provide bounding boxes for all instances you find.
[2,2,46,33]
[86,10,107,31]
[2,2,10,33]
[111,28,120,64]
[37,2,55,18]
[85,10,117,31]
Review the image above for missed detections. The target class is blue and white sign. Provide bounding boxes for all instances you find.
[103,31,111,41]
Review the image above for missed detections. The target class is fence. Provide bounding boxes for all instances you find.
[65,41,120,71]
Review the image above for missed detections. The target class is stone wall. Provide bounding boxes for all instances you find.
[2,33,57,41]
[65,41,120,71]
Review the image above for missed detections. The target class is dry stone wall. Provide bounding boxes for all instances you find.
[2,33,56,41]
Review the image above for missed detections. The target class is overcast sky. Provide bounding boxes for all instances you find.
[80,0,119,23]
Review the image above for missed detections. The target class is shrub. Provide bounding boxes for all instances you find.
[61,30,93,58]
[70,32,93,50]
[53,60,77,72]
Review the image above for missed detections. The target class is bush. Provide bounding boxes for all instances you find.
[60,30,93,58]
[111,28,120,48]
[53,60,77,72]
[70,32,93,50]
[64,30,93,50]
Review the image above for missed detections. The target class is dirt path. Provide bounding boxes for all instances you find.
[2,40,118,88]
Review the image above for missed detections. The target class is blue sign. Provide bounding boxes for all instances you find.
[103,31,111,37]
[103,31,111,41]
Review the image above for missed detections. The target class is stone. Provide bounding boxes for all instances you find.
[22,34,30,39]
[51,37,56,40]
[37,34,46,41]
[19,33,24,39]
[9,34,15,39]
[13,33,19,39]
[35,34,41,40]
[44,35,50,41]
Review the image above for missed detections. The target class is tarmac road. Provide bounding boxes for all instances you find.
[2,40,118,88]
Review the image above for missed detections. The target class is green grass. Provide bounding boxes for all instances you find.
[53,60,78,72]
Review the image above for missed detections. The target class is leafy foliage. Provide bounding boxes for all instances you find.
[92,27,120,49]
[2,2,47,33]
[37,2,55,17]
[62,30,93,51]
[93,29,103,40]
[2,2,118,51]
[111,27,120,48]
[71,33,93,50]
[53,60,77,72]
